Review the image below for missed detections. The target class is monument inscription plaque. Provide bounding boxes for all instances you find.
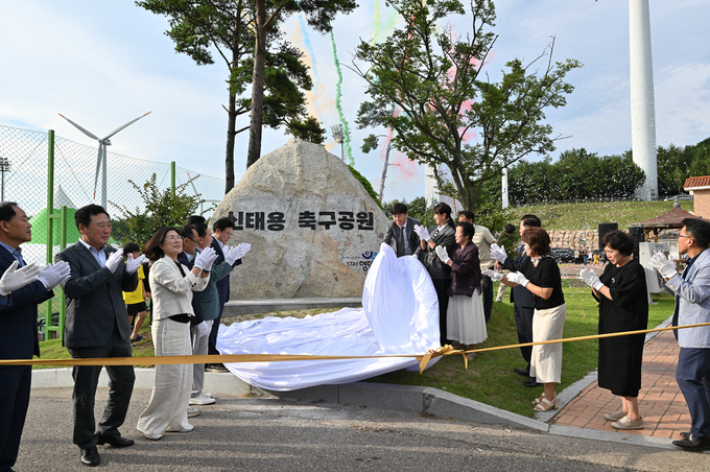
[211,139,390,299]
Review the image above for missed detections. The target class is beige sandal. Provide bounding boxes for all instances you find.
[532,393,546,405]
[533,397,558,412]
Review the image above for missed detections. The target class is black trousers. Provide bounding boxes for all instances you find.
[67,327,135,449]
[481,274,493,322]
[432,278,451,346]
[514,303,535,367]
[0,365,31,471]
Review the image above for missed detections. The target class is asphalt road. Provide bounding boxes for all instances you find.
[15,387,710,472]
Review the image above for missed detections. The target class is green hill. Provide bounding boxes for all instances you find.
[514,200,694,231]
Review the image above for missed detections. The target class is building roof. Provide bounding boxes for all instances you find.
[633,206,703,229]
[685,176,710,190]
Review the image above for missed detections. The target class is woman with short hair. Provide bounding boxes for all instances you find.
[579,230,648,430]
[136,227,215,440]
[443,221,487,359]
[502,227,566,411]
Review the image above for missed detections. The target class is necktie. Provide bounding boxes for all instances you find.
[672,263,691,339]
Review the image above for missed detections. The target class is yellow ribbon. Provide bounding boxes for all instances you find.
[3,322,710,372]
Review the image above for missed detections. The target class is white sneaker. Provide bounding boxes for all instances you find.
[189,394,216,405]
[603,410,625,421]
[204,392,214,398]
[142,432,162,441]
[166,424,194,433]
[187,406,201,418]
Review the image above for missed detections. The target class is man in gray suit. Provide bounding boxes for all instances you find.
[650,218,710,450]
[56,204,144,467]
[383,203,421,257]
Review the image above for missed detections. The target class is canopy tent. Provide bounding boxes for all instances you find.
[217,243,441,391]
[633,206,703,241]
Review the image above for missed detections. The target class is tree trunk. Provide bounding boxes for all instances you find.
[246,0,266,168]
[378,141,392,201]
[224,90,237,193]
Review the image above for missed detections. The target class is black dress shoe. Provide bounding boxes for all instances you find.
[672,434,710,450]
[80,447,100,467]
[680,431,690,439]
[523,377,541,387]
[97,433,135,448]
[514,367,530,377]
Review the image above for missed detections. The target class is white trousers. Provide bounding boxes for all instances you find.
[191,319,213,398]
[530,304,567,383]
[137,318,193,436]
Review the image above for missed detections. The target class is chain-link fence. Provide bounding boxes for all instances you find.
[0,123,226,267]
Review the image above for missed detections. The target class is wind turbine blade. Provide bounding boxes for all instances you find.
[103,111,152,140]
[58,113,100,140]
[93,146,102,201]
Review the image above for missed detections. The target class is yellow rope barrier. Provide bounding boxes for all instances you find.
[1,322,708,374]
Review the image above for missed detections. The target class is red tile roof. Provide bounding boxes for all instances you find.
[685,176,710,189]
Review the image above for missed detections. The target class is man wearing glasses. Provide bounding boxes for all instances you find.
[650,217,710,450]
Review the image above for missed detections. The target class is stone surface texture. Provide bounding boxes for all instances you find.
[212,139,389,299]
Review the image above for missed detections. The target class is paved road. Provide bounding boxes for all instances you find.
[16,387,710,472]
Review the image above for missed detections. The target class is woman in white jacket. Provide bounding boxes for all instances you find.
[137,227,216,440]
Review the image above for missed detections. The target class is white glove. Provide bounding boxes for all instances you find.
[490,243,508,263]
[649,252,677,279]
[194,321,210,338]
[482,268,503,282]
[579,268,604,291]
[194,247,217,271]
[37,261,71,290]
[225,243,251,265]
[505,271,530,287]
[414,224,430,241]
[125,253,146,274]
[434,245,450,264]
[105,248,124,273]
[0,261,42,296]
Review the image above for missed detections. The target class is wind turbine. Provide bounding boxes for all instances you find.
[58,112,152,209]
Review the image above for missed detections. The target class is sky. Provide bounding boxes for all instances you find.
[1,0,709,204]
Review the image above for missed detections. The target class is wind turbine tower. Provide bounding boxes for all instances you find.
[58,112,152,209]
[629,0,657,200]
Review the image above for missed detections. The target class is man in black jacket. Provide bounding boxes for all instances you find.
[383,203,421,257]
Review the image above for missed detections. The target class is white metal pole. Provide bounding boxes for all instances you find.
[502,166,509,209]
[629,0,658,201]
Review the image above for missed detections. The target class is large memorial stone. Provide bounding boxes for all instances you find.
[211,139,390,299]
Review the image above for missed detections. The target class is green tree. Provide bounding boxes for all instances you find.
[110,174,202,245]
[351,0,581,211]
[244,0,357,168]
[137,0,324,192]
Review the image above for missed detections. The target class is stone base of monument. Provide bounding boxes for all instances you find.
[223,297,362,317]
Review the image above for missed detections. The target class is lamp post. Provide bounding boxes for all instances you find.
[330,124,345,162]
[0,157,10,202]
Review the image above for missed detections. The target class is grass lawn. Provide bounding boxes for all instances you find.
[515,200,693,231]
[35,281,675,418]
[366,279,675,417]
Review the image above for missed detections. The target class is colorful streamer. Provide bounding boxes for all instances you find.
[330,29,353,165]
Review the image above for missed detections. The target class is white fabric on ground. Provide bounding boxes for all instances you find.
[216,243,440,391]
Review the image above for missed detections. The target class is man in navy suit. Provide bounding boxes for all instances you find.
[0,202,69,471]
[491,214,541,387]
[206,217,236,373]
[383,203,421,257]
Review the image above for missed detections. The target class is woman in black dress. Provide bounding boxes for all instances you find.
[579,230,648,430]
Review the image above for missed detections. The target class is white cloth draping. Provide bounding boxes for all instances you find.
[216,243,441,391]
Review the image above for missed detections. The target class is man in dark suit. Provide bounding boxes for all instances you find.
[56,204,142,467]
[492,214,541,387]
[206,217,236,373]
[383,203,421,257]
[0,202,69,472]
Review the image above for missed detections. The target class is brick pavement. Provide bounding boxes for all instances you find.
[552,329,690,440]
